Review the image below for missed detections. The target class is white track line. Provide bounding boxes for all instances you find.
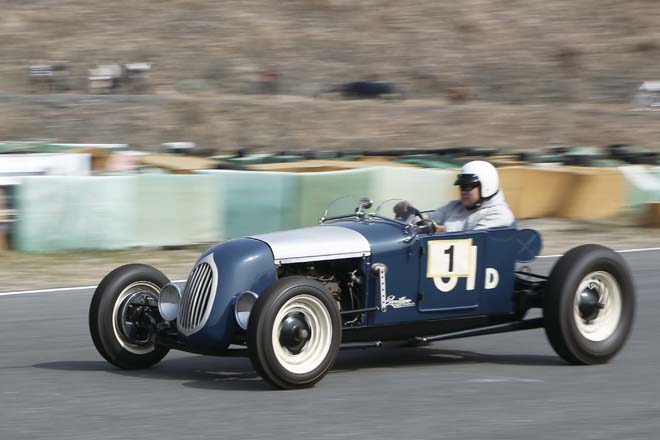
[0,285,98,297]
[617,246,660,253]
[0,279,187,297]
[2,246,660,297]
[537,246,660,259]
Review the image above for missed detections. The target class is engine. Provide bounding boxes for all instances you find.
[277,258,366,327]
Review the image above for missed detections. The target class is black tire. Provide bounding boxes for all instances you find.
[89,264,170,369]
[543,245,635,365]
[247,276,341,389]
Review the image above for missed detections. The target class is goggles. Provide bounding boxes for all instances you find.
[459,182,480,192]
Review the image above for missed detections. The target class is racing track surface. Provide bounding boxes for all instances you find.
[1,252,659,440]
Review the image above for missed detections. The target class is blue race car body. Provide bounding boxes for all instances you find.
[90,197,634,389]
[166,214,540,353]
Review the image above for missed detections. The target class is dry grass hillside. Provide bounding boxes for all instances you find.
[2,1,660,151]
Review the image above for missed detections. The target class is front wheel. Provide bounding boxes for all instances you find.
[89,264,170,369]
[543,245,635,365]
[247,276,341,389]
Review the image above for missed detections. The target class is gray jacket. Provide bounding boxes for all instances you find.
[425,190,515,232]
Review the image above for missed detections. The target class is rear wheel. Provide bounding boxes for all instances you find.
[247,276,341,389]
[543,245,635,364]
[89,264,170,369]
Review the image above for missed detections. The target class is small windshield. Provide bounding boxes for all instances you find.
[373,199,416,224]
[320,196,372,222]
[320,196,417,224]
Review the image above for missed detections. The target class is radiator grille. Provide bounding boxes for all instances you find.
[178,261,215,333]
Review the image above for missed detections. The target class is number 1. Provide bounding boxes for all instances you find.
[444,245,454,272]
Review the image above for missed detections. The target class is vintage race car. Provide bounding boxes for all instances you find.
[89,197,636,389]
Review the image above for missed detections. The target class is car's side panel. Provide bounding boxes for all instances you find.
[183,238,277,351]
[417,232,486,313]
[338,221,519,326]
[334,221,425,325]
[479,228,518,315]
[417,228,518,316]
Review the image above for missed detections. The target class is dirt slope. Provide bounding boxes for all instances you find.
[2,1,660,150]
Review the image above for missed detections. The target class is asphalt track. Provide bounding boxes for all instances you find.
[1,252,658,440]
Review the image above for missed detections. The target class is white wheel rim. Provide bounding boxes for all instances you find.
[111,281,160,355]
[271,294,333,375]
[573,271,622,342]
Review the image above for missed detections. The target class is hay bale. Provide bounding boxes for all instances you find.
[556,168,624,219]
[641,202,660,227]
[249,160,412,173]
[499,166,574,219]
[500,166,624,220]
[137,154,216,173]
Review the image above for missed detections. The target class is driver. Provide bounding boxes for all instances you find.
[394,160,515,233]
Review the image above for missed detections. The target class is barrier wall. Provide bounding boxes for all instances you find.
[12,165,649,251]
[14,175,223,251]
[500,166,624,220]
[132,175,222,247]
[297,168,376,227]
[371,167,457,213]
[641,202,660,227]
[197,170,299,237]
[207,167,458,233]
[0,153,91,176]
[499,167,573,218]
[619,166,660,213]
[14,176,136,251]
[557,168,623,219]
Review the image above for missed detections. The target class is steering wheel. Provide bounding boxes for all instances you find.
[393,201,425,221]
[393,202,438,234]
[415,218,437,235]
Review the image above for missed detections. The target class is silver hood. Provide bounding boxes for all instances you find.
[249,226,371,264]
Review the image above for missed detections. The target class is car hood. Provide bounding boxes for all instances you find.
[249,225,371,264]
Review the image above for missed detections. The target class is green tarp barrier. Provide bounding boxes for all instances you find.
[13,167,461,251]
[297,168,376,227]
[14,176,136,251]
[620,165,660,214]
[133,175,222,247]
[14,175,223,251]
[297,167,457,225]
[371,167,457,213]
[197,170,298,237]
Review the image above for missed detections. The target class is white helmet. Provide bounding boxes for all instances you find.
[454,160,499,198]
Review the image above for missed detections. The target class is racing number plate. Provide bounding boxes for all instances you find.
[426,239,474,278]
